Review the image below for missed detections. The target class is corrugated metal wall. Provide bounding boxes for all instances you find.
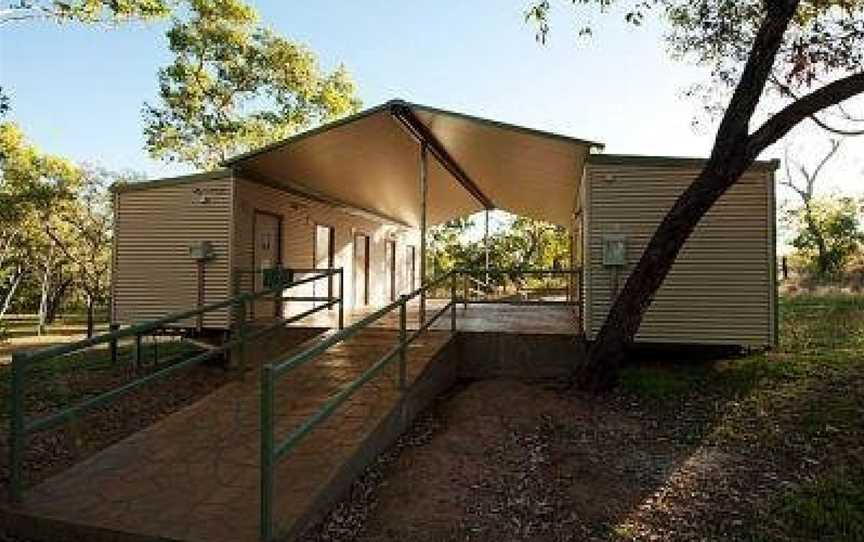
[584,161,776,346]
[232,178,420,316]
[112,175,234,328]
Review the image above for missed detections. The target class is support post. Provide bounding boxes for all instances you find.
[419,143,428,326]
[134,333,142,372]
[274,264,283,319]
[109,323,119,365]
[568,229,575,303]
[338,268,344,330]
[9,352,24,503]
[398,294,408,391]
[450,273,457,332]
[484,209,490,286]
[260,364,274,542]
[196,260,205,332]
[463,273,469,310]
[234,297,247,372]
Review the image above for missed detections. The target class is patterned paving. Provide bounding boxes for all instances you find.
[17,327,453,542]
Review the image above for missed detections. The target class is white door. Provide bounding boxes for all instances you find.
[385,240,396,302]
[313,225,334,307]
[354,234,369,306]
[253,212,280,318]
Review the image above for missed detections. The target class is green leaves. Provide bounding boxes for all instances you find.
[787,195,864,277]
[0,0,172,24]
[143,0,362,170]
[0,122,81,225]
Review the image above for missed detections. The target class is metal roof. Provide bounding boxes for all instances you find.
[225,99,602,227]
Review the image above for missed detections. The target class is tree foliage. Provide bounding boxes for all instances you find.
[1,122,118,336]
[787,195,863,277]
[0,0,170,24]
[429,213,569,275]
[142,0,362,169]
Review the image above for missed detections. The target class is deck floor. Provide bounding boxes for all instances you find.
[17,327,452,542]
[290,300,580,335]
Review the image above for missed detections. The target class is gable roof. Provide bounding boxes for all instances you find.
[225,99,604,227]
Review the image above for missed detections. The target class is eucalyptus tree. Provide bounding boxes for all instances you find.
[527,0,864,389]
[143,0,362,170]
[0,122,80,324]
[780,139,851,277]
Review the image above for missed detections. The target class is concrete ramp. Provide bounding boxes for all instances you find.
[4,329,457,542]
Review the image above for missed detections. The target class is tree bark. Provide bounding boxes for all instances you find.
[86,292,95,338]
[45,276,72,324]
[0,264,24,321]
[37,245,54,336]
[577,0,851,390]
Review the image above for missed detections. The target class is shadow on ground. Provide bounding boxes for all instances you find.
[303,295,864,542]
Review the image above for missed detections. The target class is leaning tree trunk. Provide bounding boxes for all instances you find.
[0,264,24,321]
[578,156,754,390]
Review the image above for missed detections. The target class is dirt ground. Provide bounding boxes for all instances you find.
[305,369,862,542]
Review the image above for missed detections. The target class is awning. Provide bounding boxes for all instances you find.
[224,100,603,228]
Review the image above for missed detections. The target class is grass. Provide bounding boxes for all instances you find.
[618,293,864,540]
[777,466,864,541]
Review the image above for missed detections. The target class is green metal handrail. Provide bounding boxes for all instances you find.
[456,267,581,306]
[259,271,458,541]
[7,268,345,503]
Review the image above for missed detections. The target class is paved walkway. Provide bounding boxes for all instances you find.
[18,327,453,542]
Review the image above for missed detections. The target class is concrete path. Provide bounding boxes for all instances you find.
[15,327,453,542]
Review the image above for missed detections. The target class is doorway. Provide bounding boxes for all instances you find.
[354,233,370,306]
[385,240,397,302]
[313,224,335,307]
[405,245,416,293]
[253,210,282,318]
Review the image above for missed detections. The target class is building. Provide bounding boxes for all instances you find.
[111,99,778,347]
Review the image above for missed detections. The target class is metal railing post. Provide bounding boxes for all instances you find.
[398,295,408,391]
[338,269,344,330]
[274,264,283,319]
[133,333,142,372]
[462,272,469,310]
[9,352,24,503]
[235,297,247,372]
[450,273,457,332]
[109,323,119,365]
[260,364,275,542]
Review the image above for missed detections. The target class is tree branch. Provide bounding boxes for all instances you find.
[711,0,800,155]
[808,113,864,136]
[749,72,864,156]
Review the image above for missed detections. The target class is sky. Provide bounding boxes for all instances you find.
[1,0,862,203]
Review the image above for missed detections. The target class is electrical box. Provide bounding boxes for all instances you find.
[602,234,627,267]
[188,241,215,261]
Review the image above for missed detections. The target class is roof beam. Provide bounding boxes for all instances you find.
[390,103,495,210]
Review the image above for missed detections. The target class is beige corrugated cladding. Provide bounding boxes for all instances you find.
[232,177,420,312]
[112,172,234,328]
[224,100,600,228]
[583,155,778,347]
